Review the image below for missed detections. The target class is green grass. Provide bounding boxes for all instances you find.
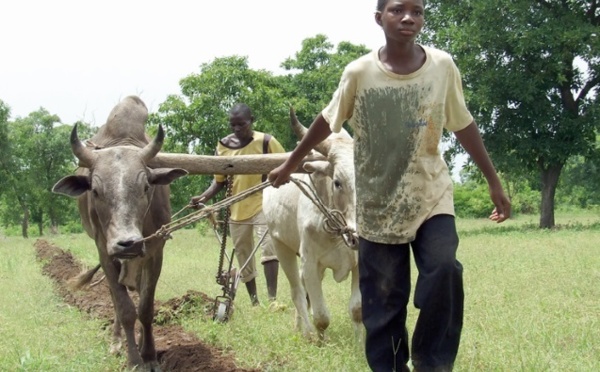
[1,210,599,371]
[0,236,125,371]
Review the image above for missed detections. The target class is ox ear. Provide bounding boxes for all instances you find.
[52,175,91,197]
[302,160,332,177]
[148,168,188,185]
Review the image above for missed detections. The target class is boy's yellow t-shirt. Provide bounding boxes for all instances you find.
[214,131,285,221]
[322,45,473,244]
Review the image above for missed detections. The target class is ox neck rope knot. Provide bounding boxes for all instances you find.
[289,176,358,249]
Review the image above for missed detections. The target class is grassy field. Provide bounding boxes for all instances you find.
[1,210,599,371]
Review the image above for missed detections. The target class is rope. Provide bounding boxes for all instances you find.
[139,180,273,242]
[140,176,358,249]
[288,177,358,248]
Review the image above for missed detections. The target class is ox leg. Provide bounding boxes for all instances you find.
[349,265,364,347]
[100,254,144,369]
[301,260,330,341]
[107,289,123,355]
[263,259,279,301]
[137,253,162,371]
[273,239,315,337]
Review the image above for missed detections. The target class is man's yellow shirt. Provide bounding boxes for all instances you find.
[214,131,285,221]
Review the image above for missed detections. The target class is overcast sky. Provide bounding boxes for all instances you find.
[1,0,385,125]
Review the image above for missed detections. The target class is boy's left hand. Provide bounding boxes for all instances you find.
[489,190,511,223]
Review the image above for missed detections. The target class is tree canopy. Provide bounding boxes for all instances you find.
[0,107,79,236]
[2,20,600,234]
[150,35,369,210]
[423,0,600,228]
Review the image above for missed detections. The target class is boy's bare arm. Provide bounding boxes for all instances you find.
[454,121,511,222]
[268,113,332,187]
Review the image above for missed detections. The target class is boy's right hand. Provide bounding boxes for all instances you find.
[268,163,294,188]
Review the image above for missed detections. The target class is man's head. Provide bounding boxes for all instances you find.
[228,103,254,141]
[375,0,425,42]
[376,0,425,11]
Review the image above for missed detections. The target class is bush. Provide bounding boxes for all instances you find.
[454,180,540,218]
[508,185,539,215]
[453,182,492,218]
[62,221,85,234]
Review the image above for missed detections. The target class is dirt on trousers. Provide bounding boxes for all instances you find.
[34,239,259,372]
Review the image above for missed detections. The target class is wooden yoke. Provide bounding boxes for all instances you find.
[148,152,326,175]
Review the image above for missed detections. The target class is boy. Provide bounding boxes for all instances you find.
[268,0,511,370]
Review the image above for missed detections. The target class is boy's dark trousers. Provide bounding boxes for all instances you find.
[359,214,464,372]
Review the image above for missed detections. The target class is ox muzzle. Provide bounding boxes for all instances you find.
[110,237,146,259]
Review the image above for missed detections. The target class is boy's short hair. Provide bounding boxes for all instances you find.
[376,0,426,12]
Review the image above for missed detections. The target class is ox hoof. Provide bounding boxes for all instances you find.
[144,361,162,372]
[268,301,288,312]
[109,340,123,355]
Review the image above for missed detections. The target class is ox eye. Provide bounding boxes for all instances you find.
[92,189,99,197]
[334,180,342,189]
[144,184,150,193]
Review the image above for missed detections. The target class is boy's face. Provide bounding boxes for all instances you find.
[375,0,424,43]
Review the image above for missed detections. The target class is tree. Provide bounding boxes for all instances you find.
[0,101,31,237]
[0,100,12,193]
[424,0,600,228]
[280,34,371,127]
[556,135,600,208]
[1,108,77,237]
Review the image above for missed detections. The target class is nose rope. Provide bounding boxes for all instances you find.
[127,186,156,249]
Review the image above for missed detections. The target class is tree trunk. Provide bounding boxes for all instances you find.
[539,163,563,229]
[37,209,43,236]
[49,218,59,234]
[21,207,29,239]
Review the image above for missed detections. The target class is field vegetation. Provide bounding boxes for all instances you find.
[1,210,598,371]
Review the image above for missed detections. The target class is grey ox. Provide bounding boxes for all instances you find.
[52,96,187,371]
[263,109,363,343]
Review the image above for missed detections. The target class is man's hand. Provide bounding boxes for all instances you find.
[189,195,206,209]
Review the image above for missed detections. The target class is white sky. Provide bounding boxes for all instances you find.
[1,0,385,125]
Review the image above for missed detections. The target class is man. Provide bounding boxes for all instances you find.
[191,103,285,305]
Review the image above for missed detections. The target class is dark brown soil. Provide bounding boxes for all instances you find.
[34,239,258,372]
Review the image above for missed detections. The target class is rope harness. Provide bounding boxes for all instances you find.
[139,176,358,248]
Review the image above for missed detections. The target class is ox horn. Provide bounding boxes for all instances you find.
[71,123,97,167]
[290,106,308,139]
[289,107,331,156]
[139,124,165,162]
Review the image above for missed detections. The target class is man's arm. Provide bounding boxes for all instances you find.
[268,113,332,188]
[454,121,511,223]
[190,179,225,207]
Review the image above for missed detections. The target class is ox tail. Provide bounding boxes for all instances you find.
[68,264,102,290]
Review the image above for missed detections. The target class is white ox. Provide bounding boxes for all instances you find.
[263,109,362,342]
